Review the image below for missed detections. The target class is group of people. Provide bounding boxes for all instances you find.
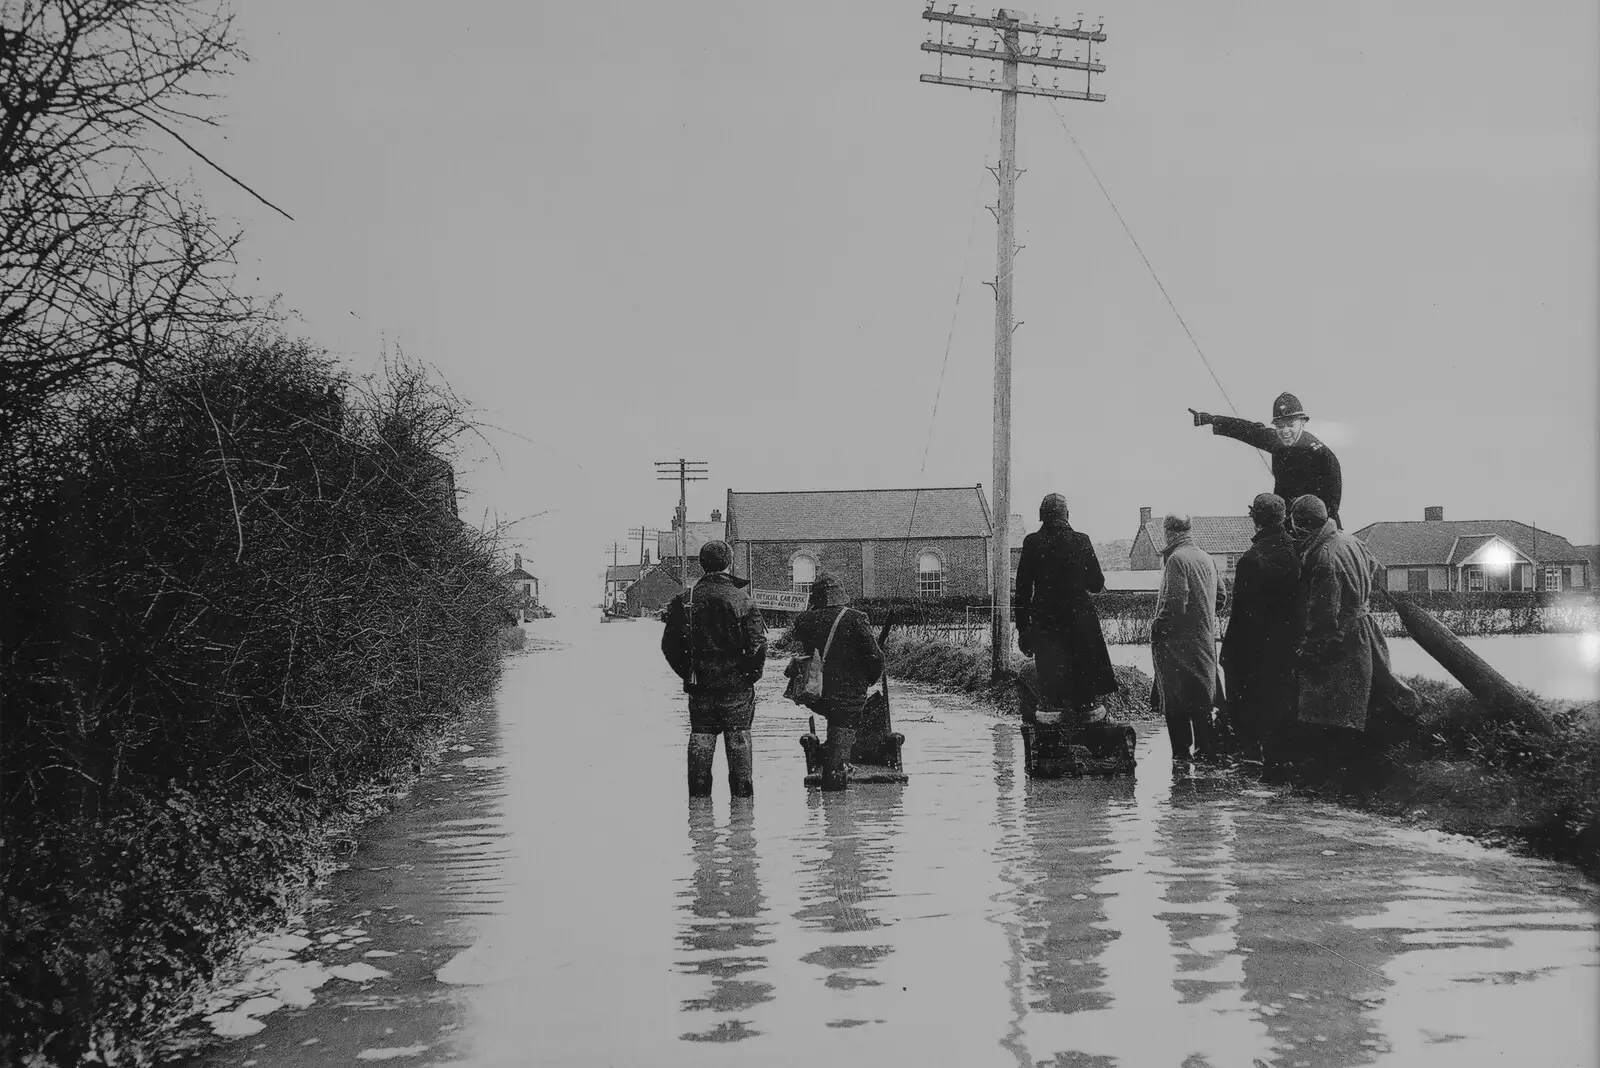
[1013,391,1410,776]
[659,539,883,797]
[659,391,1410,795]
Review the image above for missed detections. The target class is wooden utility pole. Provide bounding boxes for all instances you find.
[919,5,1107,678]
[629,526,663,573]
[605,541,624,609]
[655,459,708,589]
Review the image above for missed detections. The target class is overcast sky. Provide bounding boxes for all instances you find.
[183,0,1597,608]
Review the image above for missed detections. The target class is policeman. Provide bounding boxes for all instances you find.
[1188,392,1344,528]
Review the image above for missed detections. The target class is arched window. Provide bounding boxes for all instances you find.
[791,553,817,594]
[917,551,943,599]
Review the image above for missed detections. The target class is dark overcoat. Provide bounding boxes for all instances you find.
[1012,519,1117,703]
[1209,416,1343,525]
[1220,522,1302,736]
[1294,520,1397,730]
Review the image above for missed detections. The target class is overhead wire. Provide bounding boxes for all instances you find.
[1046,101,1272,475]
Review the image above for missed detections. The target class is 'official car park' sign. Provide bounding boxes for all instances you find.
[751,589,809,613]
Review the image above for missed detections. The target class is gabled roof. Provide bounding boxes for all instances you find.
[605,563,643,582]
[505,567,534,581]
[1353,519,1585,567]
[729,486,993,542]
[1139,515,1257,555]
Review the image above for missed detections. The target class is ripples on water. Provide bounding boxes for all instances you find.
[659,669,1598,1068]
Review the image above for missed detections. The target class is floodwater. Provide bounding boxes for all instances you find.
[192,618,1599,1068]
[1110,632,1600,703]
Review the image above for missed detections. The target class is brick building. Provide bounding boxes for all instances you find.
[624,565,684,616]
[725,486,995,600]
[1354,507,1591,593]
[1128,506,1256,575]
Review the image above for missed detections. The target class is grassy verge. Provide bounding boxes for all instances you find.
[878,635,1159,722]
[1282,678,1600,876]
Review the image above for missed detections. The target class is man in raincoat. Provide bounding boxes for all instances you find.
[1218,493,1302,767]
[661,540,767,798]
[1289,495,1414,765]
[1189,392,1344,528]
[787,570,884,791]
[1151,513,1221,762]
[1012,493,1118,722]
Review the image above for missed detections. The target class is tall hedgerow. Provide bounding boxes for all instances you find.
[0,334,516,1065]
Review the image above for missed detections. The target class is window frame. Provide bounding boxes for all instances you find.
[790,552,818,595]
[916,549,944,600]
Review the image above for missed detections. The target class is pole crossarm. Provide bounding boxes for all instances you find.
[919,73,1105,102]
[920,41,1104,74]
[922,8,1105,42]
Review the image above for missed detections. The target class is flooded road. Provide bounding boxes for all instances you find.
[195,618,1598,1068]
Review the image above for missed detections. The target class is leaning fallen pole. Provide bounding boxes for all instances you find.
[1385,593,1555,736]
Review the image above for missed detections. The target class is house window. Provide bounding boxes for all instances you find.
[1571,565,1587,589]
[791,553,817,594]
[1543,567,1561,591]
[917,551,943,599]
[1466,566,1484,592]
[1407,569,1429,593]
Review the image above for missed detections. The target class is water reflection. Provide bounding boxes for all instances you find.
[677,798,773,1042]
[795,787,903,994]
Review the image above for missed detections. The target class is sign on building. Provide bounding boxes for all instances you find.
[751,589,810,613]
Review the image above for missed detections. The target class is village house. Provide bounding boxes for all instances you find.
[1354,507,1591,593]
[604,562,643,611]
[505,553,544,621]
[725,486,995,600]
[624,565,684,617]
[1128,506,1256,575]
[655,509,726,574]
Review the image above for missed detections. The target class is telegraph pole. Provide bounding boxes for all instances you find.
[629,526,663,573]
[605,541,625,610]
[655,459,708,589]
[919,5,1107,677]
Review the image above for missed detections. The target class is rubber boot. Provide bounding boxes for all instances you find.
[687,733,717,798]
[724,729,754,799]
[821,726,856,792]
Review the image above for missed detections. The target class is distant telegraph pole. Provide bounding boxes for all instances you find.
[629,526,663,573]
[655,459,708,589]
[919,5,1107,677]
[605,541,625,609]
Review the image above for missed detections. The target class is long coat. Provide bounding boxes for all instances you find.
[1220,522,1302,735]
[1151,535,1220,718]
[1294,520,1397,730]
[1012,519,1117,704]
[1209,416,1343,525]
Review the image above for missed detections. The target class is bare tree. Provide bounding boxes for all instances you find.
[0,0,267,507]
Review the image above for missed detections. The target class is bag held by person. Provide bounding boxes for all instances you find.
[784,607,848,707]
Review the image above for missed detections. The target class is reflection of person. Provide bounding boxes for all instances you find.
[788,571,883,791]
[1152,514,1220,762]
[661,540,767,798]
[1012,493,1117,722]
[1218,493,1302,767]
[1189,392,1343,528]
[1290,495,1414,766]
[678,800,772,1035]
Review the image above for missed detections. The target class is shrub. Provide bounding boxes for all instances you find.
[0,337,516,1065]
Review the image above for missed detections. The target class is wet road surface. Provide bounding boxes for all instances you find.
[192,618,1599,1067]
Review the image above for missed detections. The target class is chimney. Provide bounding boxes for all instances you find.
[710,508,722,522]
[513,553,522,570]
[643,550,650,566]
[1140,506,1152,526]
[1424,506,1443,522]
